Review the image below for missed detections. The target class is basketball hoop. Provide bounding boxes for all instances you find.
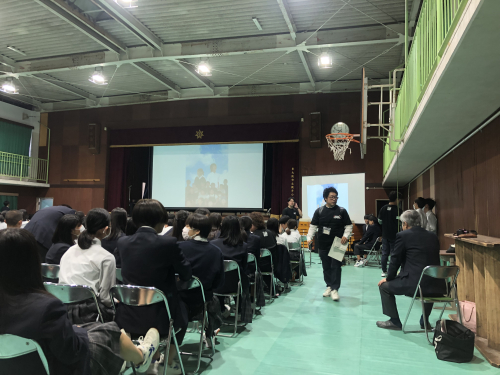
[326,133,360,161]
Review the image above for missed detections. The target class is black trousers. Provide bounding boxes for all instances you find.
[354,243,372,256]
[379,281,433,322]
[318,249,342,290]
[381,238,395,272]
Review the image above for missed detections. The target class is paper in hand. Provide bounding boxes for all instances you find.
[328,236,348,262]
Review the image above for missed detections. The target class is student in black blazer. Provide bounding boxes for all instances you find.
[24,205,76,260]
[212,216,249,293]
[116,199,192,372]
[353,215,382,266]
[377,210,446,330]
[0,228,161,375]
[100,207,127,254]
[45,214,81,264]
[178,214,225,314]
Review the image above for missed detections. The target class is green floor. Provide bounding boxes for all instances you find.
[178,253,495,375]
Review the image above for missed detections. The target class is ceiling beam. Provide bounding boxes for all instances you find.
[90,0,163,50]
[173,60,214,94]
[276,0,297,40]
[297,50,316,89]
[7,26,403,77]
[0,55,16,69]
[0,93,44,110]
[30,73,98,105]
[33,0,127,53]
[132,62,181,93]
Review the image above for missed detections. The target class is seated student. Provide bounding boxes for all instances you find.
[45,214,81,264]
[178,214,225,314]
[171,210,190,241]
[353,215,382,267]
[413,197,428,230]
[0,228,160,375]
[249,212,277,250]
[19,209,29,228]
[208,212,222,240]
[278,215,290,235]
[101,207,127,254]
[424,198,437,234]
[266,217,288,248]
[239,216,260,260]
[25,205,76,261]
[194,207,210,217]
[125,216,138,236]
[377,210,446,330]
[5,210,23,228]
[59,208,116,324]
[211,216,249,294]
[0,200,10,213]
[0,214,6,230]
[116,199,191,374]
[281,219,302,246]
[160,212,175,236]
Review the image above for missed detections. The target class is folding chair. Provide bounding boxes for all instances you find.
[247,253,258,316]
[402,265,462,344]
[0,334,50,375]
[110,285,185,375]
[365,237,382,267]
[288,242,303,285]
[214,260,245,338]
[41,263,59,282]
[177,276,215,374]
[115,268,123,283]
[259,249,275,303]
[300,235,311,267]
[44,282,105,323]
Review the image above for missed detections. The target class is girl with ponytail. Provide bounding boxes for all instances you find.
[59,208,116,323]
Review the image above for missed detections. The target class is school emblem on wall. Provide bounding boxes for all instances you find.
[195,130,204,139]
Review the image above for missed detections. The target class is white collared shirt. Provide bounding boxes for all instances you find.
[282,228,302,244]
[416,208,428,230]
[426,210,437,234]
[59,238,116,307]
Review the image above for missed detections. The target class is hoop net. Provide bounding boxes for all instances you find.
[326,133,360,161]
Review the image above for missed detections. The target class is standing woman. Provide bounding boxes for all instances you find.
[0,228,161,375]
[59,208,116,323]
[101,207,127,254]
[45,214,82,264]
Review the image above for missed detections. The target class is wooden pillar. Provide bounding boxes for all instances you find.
[473,245,487,338]
[485,247,500,351]
[462,241,475,302]
[455,241,466,301]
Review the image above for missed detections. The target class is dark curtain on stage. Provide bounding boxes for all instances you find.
[107,148,130,211]
[271,142,300,216]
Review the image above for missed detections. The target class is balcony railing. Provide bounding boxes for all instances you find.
[384,0,467,175]
[0,151,49,184]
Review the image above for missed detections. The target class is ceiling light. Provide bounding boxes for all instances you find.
[0,78,19,94]
[89,67,108,85]
[196,61,212,77]
[114,0,137,8]
[252,17,263,31]
[7,46,26,56]
[318,52,333,69]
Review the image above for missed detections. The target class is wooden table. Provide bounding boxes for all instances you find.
[445,234,500,367]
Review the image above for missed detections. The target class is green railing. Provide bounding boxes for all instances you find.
[384,0,467,175]
[0,151,49,183]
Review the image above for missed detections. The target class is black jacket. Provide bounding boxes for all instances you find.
[116,227,192,336]
[24,206,75,250]
[0,292,89,375]
[253,229,277,250]
[178,240,225,307]
[387,226,446,296]
[211,238,249,292]
[359,224,381,248]
[45,242,72,265]
[101,233,125,255]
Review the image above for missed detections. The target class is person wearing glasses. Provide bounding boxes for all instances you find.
[307,187,352,301]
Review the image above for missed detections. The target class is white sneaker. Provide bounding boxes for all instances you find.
[381,272,387,277]
[331,290,339,301]
[323,287,332,297]
[136,328,160,373]
[354,260,362,267]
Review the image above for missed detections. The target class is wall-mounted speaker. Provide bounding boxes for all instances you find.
[310,112,322,148]
[88,123,101,154]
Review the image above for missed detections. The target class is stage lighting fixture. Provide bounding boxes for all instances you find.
[89,67,108,85]
[196,61,212,77]
[0,78,19,94]
[318,53,333,68]
[114,0,137,8]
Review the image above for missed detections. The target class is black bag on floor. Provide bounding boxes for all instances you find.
[433,319,475,363]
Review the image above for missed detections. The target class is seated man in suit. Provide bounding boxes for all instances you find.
[376,210,446,330]
[353,215,381,267]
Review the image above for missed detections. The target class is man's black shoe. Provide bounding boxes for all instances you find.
[376,320,402,330]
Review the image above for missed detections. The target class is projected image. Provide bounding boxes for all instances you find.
[185,145,229,207]
[306,183,349,218]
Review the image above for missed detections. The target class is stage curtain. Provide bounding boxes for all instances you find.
[271,142,299,216]
[107,148,130,211]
